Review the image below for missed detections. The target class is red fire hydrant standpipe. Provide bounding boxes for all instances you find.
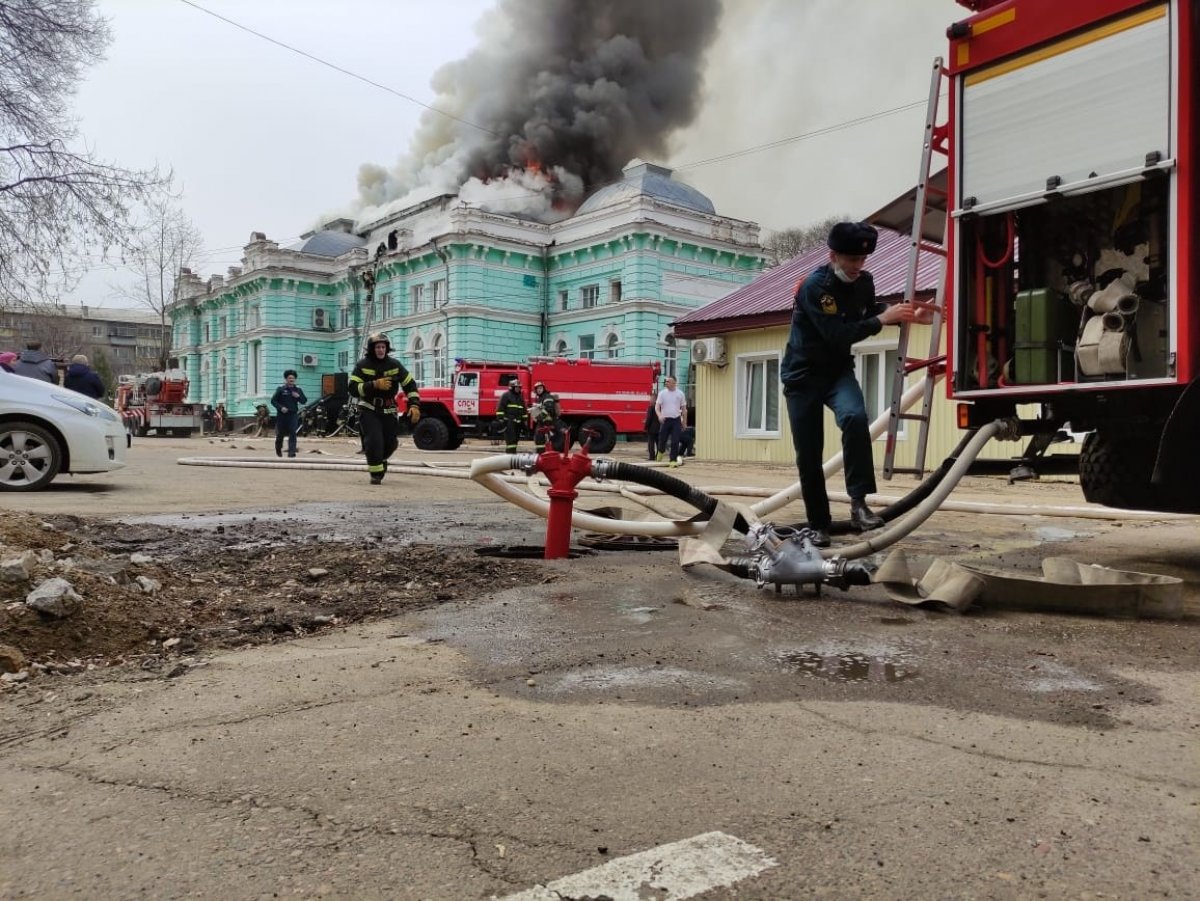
[535,441,596,558]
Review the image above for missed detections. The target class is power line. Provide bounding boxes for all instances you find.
[175,0,498,138]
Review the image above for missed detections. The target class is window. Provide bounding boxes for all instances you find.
[581,285,599,309]
[246,306,261,329]
[855,347,905,439]
[337,350,349,370]
[738,354,781,436]
[432,333,447,385]
[610,280,622,304]
[432,279,447,305]
[411,284,425,313]
[380,291,393,319]
[218,355,228,399]
[248,342,262,395]
[411,337,425,384]
[663,333,677,380]
[558,290,569,311]
[92,325,103,337]
[218,316,227,339]
[578,334,595,360]
[553,339,568,357]
[605,333,620,359]
[204,323,211,343]
[340,306,351,329]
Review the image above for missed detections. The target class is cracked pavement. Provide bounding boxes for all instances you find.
[2,437,1198,898]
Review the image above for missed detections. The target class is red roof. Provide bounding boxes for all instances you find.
[673,228,942,338]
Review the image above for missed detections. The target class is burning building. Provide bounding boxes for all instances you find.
[169,159,766,420]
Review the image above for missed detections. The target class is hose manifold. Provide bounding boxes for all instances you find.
[738,523,874,594]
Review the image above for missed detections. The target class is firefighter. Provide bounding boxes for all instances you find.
[349,333,420,485]
[498,378,527,454]
[782,221,918,547]
[531,380,564,452]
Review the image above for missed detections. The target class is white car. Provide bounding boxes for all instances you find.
[0,371,128,491]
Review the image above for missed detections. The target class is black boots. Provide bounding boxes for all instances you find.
[850,499,884,531]
[809,527,831,548]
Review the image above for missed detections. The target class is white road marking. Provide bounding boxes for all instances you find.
[499,830,778,901]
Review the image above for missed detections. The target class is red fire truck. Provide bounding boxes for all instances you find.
[413,357,661,453]
[114,371,204,437]
[943,0,1198,511]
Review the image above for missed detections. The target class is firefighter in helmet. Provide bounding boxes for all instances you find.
[349,332,420,484]
[531,380,564,452]
[497,377,527,454]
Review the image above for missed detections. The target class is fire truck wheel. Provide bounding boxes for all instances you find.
[1079,428,1161,510]
[412,417,450,451]
[576,418,616,454]
[0,421,63,492]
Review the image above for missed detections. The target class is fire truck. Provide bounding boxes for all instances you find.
[413,357,661,454]
[114,371,204,437]
[942,0,1198,511]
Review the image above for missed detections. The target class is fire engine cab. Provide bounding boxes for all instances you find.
[944,0,1198,511]
[413,357,661,453]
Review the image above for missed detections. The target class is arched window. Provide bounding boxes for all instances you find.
[553,339,569,357]
[606,333,620,359]
[218,355,228,400]
[411,337,425,385]
[432,333,447,385]
[663,333,677,380]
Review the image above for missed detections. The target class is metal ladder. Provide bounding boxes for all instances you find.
[882,57,951,480]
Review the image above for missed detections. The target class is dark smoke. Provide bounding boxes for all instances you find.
[356,0,723,220]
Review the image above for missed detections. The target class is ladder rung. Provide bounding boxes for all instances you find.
[898,413,930,422]
[887,467,927,477]
[918,241,947,256]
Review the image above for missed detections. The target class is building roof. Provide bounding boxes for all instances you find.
[673,227,942,337]
[289,230,367,257]
[575,159,716,217]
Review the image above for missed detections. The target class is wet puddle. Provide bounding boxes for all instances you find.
[778,650,919,683]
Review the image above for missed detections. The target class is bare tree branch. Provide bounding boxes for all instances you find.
[763,215,850,266]
[0,0,166,308]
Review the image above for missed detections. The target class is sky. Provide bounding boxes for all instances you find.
[68,0,954,308]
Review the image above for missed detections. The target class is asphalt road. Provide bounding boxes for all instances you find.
[2,435,1197,899]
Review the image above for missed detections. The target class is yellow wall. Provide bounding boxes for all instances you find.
[693,325,1049,471]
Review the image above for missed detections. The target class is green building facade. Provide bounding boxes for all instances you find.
[170,162,766,421]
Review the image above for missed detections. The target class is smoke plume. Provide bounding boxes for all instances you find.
[356,0,723,225]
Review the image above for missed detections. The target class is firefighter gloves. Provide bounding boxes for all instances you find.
[372,377,393,391]
[408,405,421,424]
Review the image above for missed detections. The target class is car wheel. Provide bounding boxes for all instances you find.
[412,417,450,450]
[577,418,617,454]
[0,421,63,491]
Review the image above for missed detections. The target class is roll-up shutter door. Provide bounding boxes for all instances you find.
[960,5,1170,211]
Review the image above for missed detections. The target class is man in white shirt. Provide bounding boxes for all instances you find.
[654,376,688,466]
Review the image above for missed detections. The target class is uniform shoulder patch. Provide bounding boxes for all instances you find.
[819,294,838,315]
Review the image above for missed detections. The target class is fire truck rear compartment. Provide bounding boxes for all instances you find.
[955,177,1172,395]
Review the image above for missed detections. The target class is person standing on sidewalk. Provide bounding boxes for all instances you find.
[270,369,308,458]
[654,376,687,466]
[349,333,420,485]
[782,221,920,548]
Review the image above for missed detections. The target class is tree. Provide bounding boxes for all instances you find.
[763,215,850,266]
[0,0,164,309]
[90,347,114,400]
[117,199,203,369]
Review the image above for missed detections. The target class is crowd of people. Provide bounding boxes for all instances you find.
[1,340,106,399]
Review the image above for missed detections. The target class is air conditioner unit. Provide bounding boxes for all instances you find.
[691,337,726,366]
[312,308,329,330]
[300,353,320,367]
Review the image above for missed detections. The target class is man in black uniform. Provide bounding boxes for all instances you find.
[349,333,420,485]
[270,369,307,458]
[498,378,527,454]
[531,380,564,452]
[782,221,918,547]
